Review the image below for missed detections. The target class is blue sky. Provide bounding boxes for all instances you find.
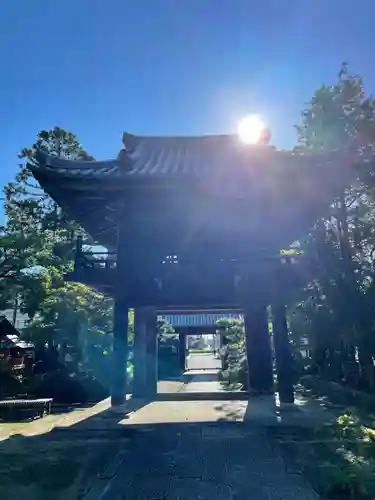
[1,0,374,195]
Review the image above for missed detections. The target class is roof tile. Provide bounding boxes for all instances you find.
[158,313,243,328]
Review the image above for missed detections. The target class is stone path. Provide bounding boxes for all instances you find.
[87,423,319,500]
[179,371,223,393]
[82,360,321,499]
[186,352,221,371]
[1,356,325,499]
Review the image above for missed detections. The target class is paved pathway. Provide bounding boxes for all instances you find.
[82,363,320,499]
[90,422,318,500]
[0,360,323,499]
[177,353,223,393]
[186,352,221,371]
[179,372,223,393]
[179,366,224,393]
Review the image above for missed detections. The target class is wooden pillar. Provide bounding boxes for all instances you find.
[132,308,147,398]
[111,300,129,406]
[178,332,186,371]
[219,326,227,370]
[74,235,83,270]
[145,309,158,397]
[272,303,294,404]
[214,330,220,354]
[244,305,273,393]
[111,220,129,407]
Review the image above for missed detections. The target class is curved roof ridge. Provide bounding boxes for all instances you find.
[123,131,235,141]
[33,150,119,170]
[30,135,357,183]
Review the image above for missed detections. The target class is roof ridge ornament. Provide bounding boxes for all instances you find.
[116,148,133,168]
[122,132,136,153]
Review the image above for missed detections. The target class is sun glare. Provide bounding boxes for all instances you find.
[237,115,266,144]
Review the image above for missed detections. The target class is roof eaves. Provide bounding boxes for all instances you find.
[30,150,132,179]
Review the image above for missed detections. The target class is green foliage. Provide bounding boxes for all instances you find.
[0,360,25,399]
[280,64,375,499]
[218,318,247,389]
[157,317,177,345]
[30,370,108,404]
[289,63,375,390]
[0,127,113,401]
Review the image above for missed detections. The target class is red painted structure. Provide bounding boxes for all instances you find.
[0,317,34,369]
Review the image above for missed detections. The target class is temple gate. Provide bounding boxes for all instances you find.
[160,312,242,370]
[30,132,358,406]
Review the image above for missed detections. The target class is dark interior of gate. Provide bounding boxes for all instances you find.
[30,133,360,406]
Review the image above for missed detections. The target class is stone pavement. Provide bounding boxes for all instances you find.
[85,422,319,500]
[0,356,325,499]
[186,352,222,371]
[82,362,321,499]
[179,369,224,393]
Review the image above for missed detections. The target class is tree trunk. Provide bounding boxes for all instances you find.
[358,343,375,390]
[12,294,18,327]
[341,343,359,386]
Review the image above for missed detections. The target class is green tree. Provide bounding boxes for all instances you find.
[217,318,247,389]
[219,64,375,392]
[2,127,114,386]
[291,63,375,388]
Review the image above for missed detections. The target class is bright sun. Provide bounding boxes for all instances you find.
[237,115,266,144]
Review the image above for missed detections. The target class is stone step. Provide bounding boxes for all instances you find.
[156,391,249,401]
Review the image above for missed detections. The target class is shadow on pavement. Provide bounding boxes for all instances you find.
[181,372,220,383]
[0,388,332,499]
[156,391,249,401]
[0,396,151,500]
[73,419,319,500]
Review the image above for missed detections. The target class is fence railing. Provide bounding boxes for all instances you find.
[76,251,117,270]
[73,237,303,274]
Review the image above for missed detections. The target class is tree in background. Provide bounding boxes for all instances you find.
[2,127,89,322]
[217,318,248,389]
[219,64,375,394]
[290,63,375,389]
[0,127,115,400]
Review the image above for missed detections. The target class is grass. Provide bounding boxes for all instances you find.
[0,402,121,500]
[271,413,375,499]
[1,448,79,490]
[0,443,80,499]
[0,439,119,500]
[270,379,375,500]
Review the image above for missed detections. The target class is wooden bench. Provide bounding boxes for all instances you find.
[0,398,53,420]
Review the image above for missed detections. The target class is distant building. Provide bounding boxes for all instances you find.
[298,336,310,358]
[0,316,34,368]
[0,309,28,331]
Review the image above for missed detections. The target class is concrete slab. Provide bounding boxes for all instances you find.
[118,400,245,425]
[113,393,337,428]
[186,352,222,371]
[157,380,185,393]
[179,368,224,393]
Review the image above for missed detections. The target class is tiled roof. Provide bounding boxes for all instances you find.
[30,133,327,180]
[29,133,358,250]
[32,151,123,179]
[122,133,277,177]
[158,313,243,328]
